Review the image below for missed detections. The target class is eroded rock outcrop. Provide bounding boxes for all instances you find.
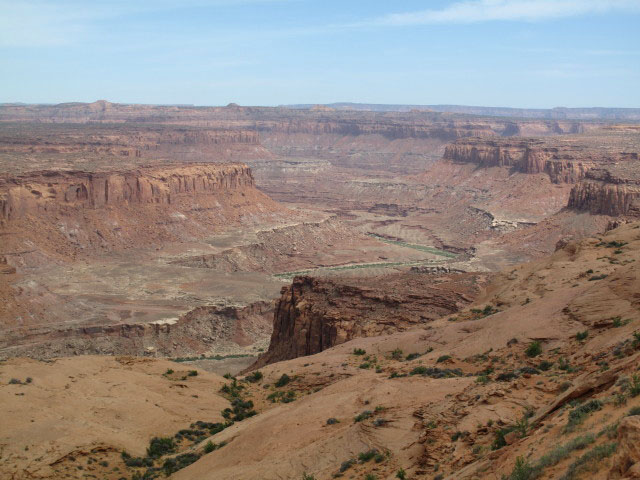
[568,164,640,217]
[0,301,274,359]
[442,137,627,183]
[0,163,255,221]
[251,273,483,368]
[0,163,283,258]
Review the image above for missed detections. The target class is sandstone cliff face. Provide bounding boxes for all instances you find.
[443,139,602,183]
[0,163,283,260]
[568,165,640,216]
[0,164,255,221]
[252,273,482,368]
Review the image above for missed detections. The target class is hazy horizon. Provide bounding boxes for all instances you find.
[1,0,640,108]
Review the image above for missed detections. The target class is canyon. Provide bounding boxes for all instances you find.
[1,101,640,480]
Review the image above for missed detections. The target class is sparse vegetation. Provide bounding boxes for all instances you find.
[559,442,617,480]
[245,370,263,383]
[576,330,588,341]
[275,373,291,387]
[525,341,542,357]
[353,348,366,355]
[396,468,407,479]
[436,355,451,363]
[390,348,403,360]
[354,410,373,422]
[565,399,603,433]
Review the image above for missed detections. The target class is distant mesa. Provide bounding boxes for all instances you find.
[310,104,335,112]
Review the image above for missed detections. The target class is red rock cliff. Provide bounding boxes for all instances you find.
[568,164,640,217]
[251,273,482,368]
[443,138,605,183]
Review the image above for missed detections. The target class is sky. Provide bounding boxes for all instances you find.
[1,0,640,108]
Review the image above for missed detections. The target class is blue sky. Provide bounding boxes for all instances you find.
[1,0,639,107]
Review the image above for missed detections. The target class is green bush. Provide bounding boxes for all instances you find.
[509,456,534,480]
[275,373,291,388]
[245,370,263,383]
[353,348,366,355]
[354,410,373,422]
[162,452,201,475]
[396,468,407,480]
[525,341,542,357]
[188,370,198,377]
[630,374,640,397]
[436,355,451,363]
[146,437,176,458]
[627,406,640,416]
[559,443,617,480]
[358,449,378,462]
[538,360,553,371]
[565,400,603,432]
[390,348,403,360]
[576,331,588,341]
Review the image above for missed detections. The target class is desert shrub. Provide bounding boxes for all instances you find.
[162,452,201,475]
[326,418,339,425]
[245,370,263,383]
[8,378,21,385]
[406,352,421,361]
[165,369,174,375]
[497,371,518,382]
[436,355,451,363]
[476,374,490,385]
[565,400,603,432]
[509,456,534,480]
[396,468,407,479]
[559,443,617,480]
[365,474,377,480]
[359,362,371,369]
[339,459,355,472]
[410,366,463,378]
[558,358,576,372]
[204,441,216,453]
[146,437,176,458]
[187,370,198,377]
[627,406,640,416]
[538,360,553,371]
[492,426,517,450]
[390,348,403,360]
[576,331,588,341]
[275,373,291,388]
[302,473,315,480]
[358,449,378,462]
[525,341,542,357]
[588,274,608,281]
[25,377,32,383]
[353,348,366,355]
[354,410,373,422]
[518,366,540,375]
[223,373,233,379]
[630,374,640,397]
[515,414,529,438]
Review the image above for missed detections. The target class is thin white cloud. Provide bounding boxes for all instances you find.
[359,0,640,27]
[0,0,299,47]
